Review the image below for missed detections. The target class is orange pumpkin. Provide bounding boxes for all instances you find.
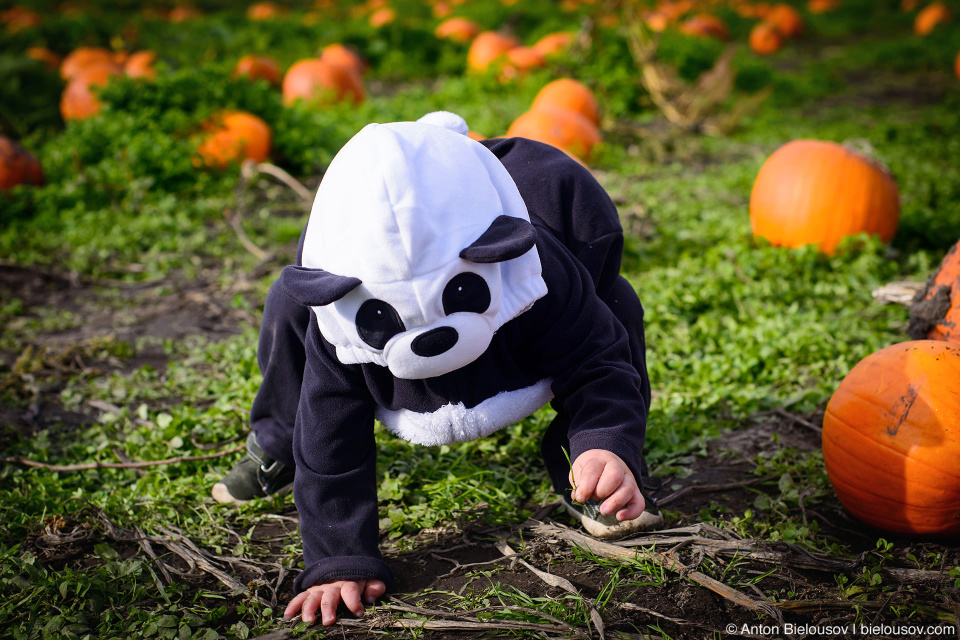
[467,31,520,72]
[908,240,960,343]
[196,111,271,169]
[749,140,900,254]
[531,78,599,127]
[643,11,670,32]
[765,3,804,37]
[807,0,840,13]
[955,50,960,80]
[822,340,960,536]
[247,2,285,20]
[498,46,546,81]
[123,51,156,80]
[914,2,951,36]
[901,0,919,9]
[679,14,730,40]
[26,47,61,70]
[434,17,481,43]
[60,66,120,121]
[232,54,281,85]
[60,47,120,80]
[0,136,43,191]
[532,32,574,57]
[168,6,202,22]
[2,6,41,33]
[432,1,452,19]
[282,59,365,106]
[506,106,601,162]
[320,43,367,77]
[749,22,783,55]
[369,7,396,27]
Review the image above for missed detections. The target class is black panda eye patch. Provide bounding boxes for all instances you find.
[443,273,491,315]
[356,299,405,349]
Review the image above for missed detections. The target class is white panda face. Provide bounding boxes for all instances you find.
[330,261,504,379]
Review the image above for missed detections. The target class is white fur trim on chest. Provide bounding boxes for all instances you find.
[376,379,554,446]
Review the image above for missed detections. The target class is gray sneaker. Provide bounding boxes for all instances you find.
[562,494,663,540]
[211,434,295,504]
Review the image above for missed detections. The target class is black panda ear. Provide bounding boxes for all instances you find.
[459,215,537,264]
[279,265,362,306]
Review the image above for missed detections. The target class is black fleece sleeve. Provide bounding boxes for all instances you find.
[520,231,648,485]
[292,318,393,593]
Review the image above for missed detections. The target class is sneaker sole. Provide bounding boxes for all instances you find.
[564,502,664,541]
[210,481,294,505]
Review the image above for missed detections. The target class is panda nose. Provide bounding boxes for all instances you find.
[411,327,459,357]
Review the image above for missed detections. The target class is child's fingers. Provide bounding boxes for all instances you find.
[615,490,647,521]
[319,584,343,626]
[340,582,366,617]
[593,464,627,501]
[599,481,638,516]
[363,579,387,605]
[283,588,312,620]
[572,457,605,502]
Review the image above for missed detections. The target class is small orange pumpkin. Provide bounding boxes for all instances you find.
[822,340,960,536]
[679,14,730,40]
[168,6,202,22]
[60,66,120,121]
[369,7,396,28]
[60,47,120,81]
[247,2,285,20]
[749,140,900,254]
[467,31,520,72]
[914,2,951,36]
[955,50,960,80]
[0,136,43,191]
[26,47,61,70]
[533,32,574,57]
[765,3,804,38]
[506,106,601,162]
[2,6,41,33]
[232,54,281,86]
[749,22,783,55]
[434,17,481,43]
[282,59,365,106]
[908,240,960,343]
[531,78,599,127]
[901,0,920,9]
[498,46,546,81]
[807,0,840,13]
[320,44,367,77]
[123,51,156,80]
[196,111,272,169]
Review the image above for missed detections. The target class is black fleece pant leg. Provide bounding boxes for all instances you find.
[249,278,310,468]
[540,275,652,496]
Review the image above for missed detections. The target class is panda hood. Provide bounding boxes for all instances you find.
[280,112,548,379]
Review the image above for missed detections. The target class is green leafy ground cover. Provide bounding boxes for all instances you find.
[1,0,959,638]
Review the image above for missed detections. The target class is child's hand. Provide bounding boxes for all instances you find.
[283,579,386,626]
[569,449,645,521]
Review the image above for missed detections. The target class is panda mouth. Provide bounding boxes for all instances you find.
[410,326,459,357]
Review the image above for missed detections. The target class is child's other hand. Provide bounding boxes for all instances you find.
[283,579,386,626]
[569,449,645,521]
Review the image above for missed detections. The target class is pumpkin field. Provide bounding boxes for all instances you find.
[2,0,960,638]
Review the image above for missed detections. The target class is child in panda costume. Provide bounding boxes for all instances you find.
[212,112,662,626]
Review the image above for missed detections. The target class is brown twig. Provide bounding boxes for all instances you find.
[243,160,314,205]
[3,444,245,472]
[224,209,272,262]
[656,474,779,507]
[772,407,822,433]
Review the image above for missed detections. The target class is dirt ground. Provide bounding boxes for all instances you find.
[3,260,959,640]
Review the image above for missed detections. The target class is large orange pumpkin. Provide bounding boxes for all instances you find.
[749,140,900,254]
[232,54,281,86]
[914,2,951,35]
[60,66,120,121]
[822,340,960,536]
[434,17,480,43]
[467,31,519,72]
[908,240,960,343]
[506,106,601,162]
[749,22,783,55]
[195,111,271,169]
[0,136,43,191]
[531,78,599,127]
[60,47,120,80]
[282,59,365,106]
